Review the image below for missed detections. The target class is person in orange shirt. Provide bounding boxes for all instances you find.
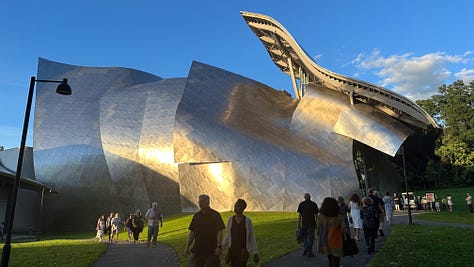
[317,197,343,267]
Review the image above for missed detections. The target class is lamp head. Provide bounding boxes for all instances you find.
[56,78,72,95]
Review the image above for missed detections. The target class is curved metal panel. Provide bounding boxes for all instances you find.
[34,58,163,230]
[174,62,362,211]
[286,85,357,206]
[333,103,413,157]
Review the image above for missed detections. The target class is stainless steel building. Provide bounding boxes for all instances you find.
[30,12,439,231]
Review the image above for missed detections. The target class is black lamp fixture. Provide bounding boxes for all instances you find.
[1,76,72,267]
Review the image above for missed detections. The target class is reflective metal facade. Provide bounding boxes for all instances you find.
[33,12,438,231]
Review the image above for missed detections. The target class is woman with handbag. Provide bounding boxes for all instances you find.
[317,197,343,267]
[222,199,259,267]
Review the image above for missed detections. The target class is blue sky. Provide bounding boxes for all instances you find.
[1,1,473,149]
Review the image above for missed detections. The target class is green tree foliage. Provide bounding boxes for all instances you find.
[417,80,474,187]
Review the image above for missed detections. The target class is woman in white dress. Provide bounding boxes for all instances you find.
[447,194,453,212]
[348,192,362,241]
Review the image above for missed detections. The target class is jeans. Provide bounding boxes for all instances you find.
[147,224,159,245]
[303,226,315,254]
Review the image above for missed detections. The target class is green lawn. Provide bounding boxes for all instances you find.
[414,186,474,212]
[6,239,106,267]
[369,224,474,267]
[416,210,474,225]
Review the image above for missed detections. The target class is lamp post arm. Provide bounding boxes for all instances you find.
[1,76,36,267]
[34,79,62,83]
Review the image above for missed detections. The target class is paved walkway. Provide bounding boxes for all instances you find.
[91,241,178,267]
[90,212,474,267]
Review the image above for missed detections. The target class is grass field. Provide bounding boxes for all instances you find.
[369,224,474,267]
[414,186,474,212]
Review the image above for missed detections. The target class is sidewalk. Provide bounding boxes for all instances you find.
[90,241,178,267]
[262,218,394,267]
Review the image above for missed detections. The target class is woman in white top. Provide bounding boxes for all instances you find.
[447,194,453,212]
[222,199,259,266]
[348,192,362,241]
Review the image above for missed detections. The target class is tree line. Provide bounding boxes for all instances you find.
[415,80,474,189]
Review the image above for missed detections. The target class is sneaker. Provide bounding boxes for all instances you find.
[302,251,307,256]
[146,243,150,247]
[152,244,156,248]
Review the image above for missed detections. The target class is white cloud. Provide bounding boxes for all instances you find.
[455,68,474,84]
[351,49,471,100]
[313,54,323,61]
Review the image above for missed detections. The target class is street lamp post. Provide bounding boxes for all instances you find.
[1,76,71,267]
[401,146,413,225]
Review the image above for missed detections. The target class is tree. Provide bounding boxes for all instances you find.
[416,80,474,186]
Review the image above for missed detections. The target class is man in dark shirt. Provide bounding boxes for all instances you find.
[297,193,319,257]
[184,194,225,267]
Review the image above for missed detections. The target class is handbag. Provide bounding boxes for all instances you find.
[295,227,303,243]
[342,233,359,256]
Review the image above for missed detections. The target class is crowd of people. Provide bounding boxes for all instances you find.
[95,210,144,243]
[295,189,397,267]
[95,202,163,247]
[391,191,473,213]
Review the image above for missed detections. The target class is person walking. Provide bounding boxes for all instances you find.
[393,192,400,212]
[316,197,343,267]
[106,212,114,242]
[348,192,362,241]
[125,214,134,242]
[447,194,453,212]
[145,202,163,247]
[96,215,106,242]
[466,193,473,213]
[434,194,441,212]
[132,209,144,244]
[383,192,394,224]
[337,196,350,236]
[222,199,259,267]
[111,213,121,242]
[297,192,319,257]
[360,197,378,254]
[367,189,383,236]
[184,194,225,267]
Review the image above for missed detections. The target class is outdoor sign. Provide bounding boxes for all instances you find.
[426,192,435,202]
